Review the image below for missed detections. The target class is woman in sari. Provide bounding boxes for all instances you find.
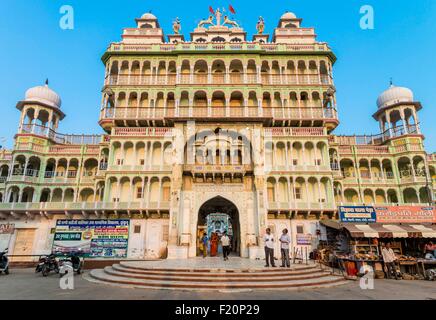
[210,232,219,257]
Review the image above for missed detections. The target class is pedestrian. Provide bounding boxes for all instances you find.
[263,228,276,267]
[200,232,208,258]
[279,228,291,268]
[221,231,231,261]
[382,242,399,280]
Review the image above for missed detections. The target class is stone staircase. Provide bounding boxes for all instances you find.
[88,260,348,291]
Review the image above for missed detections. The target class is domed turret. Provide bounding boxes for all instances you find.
[16,81,66,136]
[376,84,414,109]
[373,82,422,138]
[281,11,297,20]
[141,12,157,20]
[24,82,62,109]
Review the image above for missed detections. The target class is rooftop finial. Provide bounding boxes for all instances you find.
[389,77,393,87]
[45,78,49,86]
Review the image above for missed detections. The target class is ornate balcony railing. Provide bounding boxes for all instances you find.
[0,201,171,213]
[107,42,332,54]
[184,164,253,174]
[112,127,173,137]
[332,124,420,146]
[105,73,332,86]
[20,124,103,145]
[267,201,336,211]
[265,127,325,137]
[100,106,337,122]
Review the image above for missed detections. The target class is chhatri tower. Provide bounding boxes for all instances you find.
[0,10,434,260]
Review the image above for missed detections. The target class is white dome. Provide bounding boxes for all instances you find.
[376,85,414,109]
[281,12,297,19]
[25,84,61,109]
[141,12,157,20]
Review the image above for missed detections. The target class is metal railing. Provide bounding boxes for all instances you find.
[20,124,103,145]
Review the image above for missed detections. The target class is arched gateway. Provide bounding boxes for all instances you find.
[197,196,241,256]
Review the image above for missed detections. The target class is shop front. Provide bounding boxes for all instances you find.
[320,205,436,280]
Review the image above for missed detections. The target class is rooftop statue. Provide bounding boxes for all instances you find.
[198,15,214,28]
[172,17,181,34]
[256,16,265,34]
[223,15,239,28]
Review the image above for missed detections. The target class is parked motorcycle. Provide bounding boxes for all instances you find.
[0,248,9,275]
[35,254,59,277]
[59,252,84,277]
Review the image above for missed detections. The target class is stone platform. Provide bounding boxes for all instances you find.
[87,257,349,291]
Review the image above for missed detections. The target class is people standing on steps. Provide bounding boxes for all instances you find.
[263,228,276,267]
[221,231,231,261]
[200,232,208,258]
[279,228,291,268]
[210,232,218,257]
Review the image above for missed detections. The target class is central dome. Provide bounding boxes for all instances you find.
[281,12,297,20]
[376,85,414,109]
[141,12,157,20]
[25,84,62,109]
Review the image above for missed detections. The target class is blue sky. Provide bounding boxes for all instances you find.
[0,0,435,152]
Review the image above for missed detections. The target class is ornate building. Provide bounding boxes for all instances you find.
[0,11,435,260]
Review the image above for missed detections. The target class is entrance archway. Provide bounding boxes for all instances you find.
[197,196,240,257]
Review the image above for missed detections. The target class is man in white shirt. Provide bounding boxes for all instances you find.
[382,242,399,280]
[263,228,276,267]
[220,231,231,261]
[279,228,291,268]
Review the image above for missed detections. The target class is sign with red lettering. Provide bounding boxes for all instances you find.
[375,206,436,223]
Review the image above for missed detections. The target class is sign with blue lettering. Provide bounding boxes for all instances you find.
[339,206,376,223]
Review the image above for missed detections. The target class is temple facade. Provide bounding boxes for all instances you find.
[0,11,435,261]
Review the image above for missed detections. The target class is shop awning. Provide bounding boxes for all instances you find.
[321,220,436,238]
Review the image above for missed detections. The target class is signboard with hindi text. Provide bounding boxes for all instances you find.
[52,220,129,258]
[339,206,377,223]
[375,206,436,223]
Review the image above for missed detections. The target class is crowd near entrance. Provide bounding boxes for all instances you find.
[197,196,240,257]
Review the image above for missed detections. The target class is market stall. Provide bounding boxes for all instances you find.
[320,212,436,280]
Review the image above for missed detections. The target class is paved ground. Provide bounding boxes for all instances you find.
[0,268,435,300]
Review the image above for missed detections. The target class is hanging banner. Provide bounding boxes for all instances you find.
[52,220,129,258]
[339,206,376,223]
[375,206,436,223]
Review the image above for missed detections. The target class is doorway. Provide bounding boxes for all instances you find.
[197,196,240,256]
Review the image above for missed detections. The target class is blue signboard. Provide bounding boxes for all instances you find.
[52,220,130,258]
[339,206,376,223]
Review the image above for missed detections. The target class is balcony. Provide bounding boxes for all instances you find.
[107,164,172,172]
[43,171,78,184]
[20,124,103,145]
[184,164,253,174]
[0,201,171,216]
[112,127,173,137]
[105,72,332,87]
[267,164,330,173]
[106,42,332,54]
[267,201,336,211]
[100,106,338,125]
[9,169,39,183]
[265,127,325,137]
[332,124,421,146]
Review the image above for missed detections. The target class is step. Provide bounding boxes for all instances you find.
[107,266,332,282]
[89,269,347,290]
[119,261,320,273]
[112,264,324,278]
